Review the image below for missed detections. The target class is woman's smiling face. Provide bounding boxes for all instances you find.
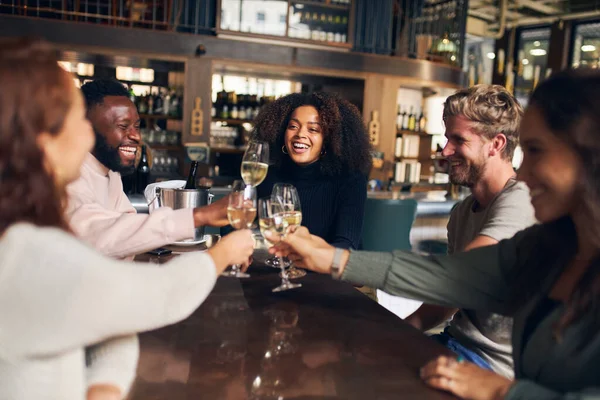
[517,105,583,223]
[284,105,324,166]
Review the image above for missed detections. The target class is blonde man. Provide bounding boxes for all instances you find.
[405,85,536,378]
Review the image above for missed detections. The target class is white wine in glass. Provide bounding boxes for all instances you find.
[258,217,279,247]
[223,180,256,279]
[241,141,269,186]
[241,161,269,186]
[258,198,301,292]
[227,206,257,230]
[271,184,306,279]
[279,210,302,227]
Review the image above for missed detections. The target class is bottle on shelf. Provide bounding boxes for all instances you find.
[419,111,427,132]
[408,106,416,131]
[136,145,151,194]
[147,95,154,115]
[396,106,403,131]
[394,132,403,158]
[238,94,247,120]
[220,94,230,119]
[415,108,421,132]
[401,107,408,130]
[163,90,171,116]
[153,90,164,115]
[138,94,148,114]
[184,161,199,189]
[230,93,239,120]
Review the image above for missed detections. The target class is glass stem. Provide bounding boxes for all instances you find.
[278,256,290,284]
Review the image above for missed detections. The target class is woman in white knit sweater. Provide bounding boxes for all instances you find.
[0,39,255,400]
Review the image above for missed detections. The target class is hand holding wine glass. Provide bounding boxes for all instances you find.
[258,198,302,292]
[223,180,256,278]
[271,183,306,279]
[241,141,269,186]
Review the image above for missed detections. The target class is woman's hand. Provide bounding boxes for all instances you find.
[207,229,254,273]
[86,384,121,400]
[420,356,513,400]
[267,227,336,274]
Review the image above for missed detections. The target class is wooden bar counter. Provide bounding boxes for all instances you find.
[130,249,457,400]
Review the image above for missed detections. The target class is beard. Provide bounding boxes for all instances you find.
[448,157,485,187]
[93,130,136,176]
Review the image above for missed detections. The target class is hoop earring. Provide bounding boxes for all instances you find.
[282,145,289,154]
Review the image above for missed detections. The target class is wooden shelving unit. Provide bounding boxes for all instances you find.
[293,0,351,11]
[210,146,247,154]
[216,0,354,50]
[212,118,253,125]
[139,114,182,121]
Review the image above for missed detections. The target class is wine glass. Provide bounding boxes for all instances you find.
[223,180,256,278]
[241,141,269,186]
[258,198,301,292]
[271,184,306,279]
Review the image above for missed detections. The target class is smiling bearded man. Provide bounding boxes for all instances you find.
[65,79,229,259]
[404,85,536,379]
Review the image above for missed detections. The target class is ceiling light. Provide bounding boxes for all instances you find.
[581,44,596,52]
[529,49,547,57]
[533,41,541,47]
[486,52,496,59]
[522,59,529,65]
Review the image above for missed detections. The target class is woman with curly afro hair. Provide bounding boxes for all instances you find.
[255,92,372,250]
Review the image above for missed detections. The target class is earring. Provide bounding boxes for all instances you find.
[320,149,327,156]
[282,145,288,154]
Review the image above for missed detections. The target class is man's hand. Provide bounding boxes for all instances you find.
[193,195,229,227]
[86,384,121,400]
[420,356,513,400]
[267,227,341,274]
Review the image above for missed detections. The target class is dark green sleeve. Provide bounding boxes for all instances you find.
[341,228,532,315]
[507,380,600,399]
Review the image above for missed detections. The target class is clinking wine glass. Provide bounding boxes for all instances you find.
[258,198,302,292]
[271,183,306,279]
[241,141,269,187]
[224,180,256,278]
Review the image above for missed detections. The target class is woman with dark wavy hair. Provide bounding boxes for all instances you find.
[0,38,254,400]
[254,92,372,251]
[268,69,600,399]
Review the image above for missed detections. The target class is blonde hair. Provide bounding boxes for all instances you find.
[443,84,523,160]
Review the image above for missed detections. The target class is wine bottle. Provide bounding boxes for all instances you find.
[401,107,408,130]
[419,111,427,132]
[396,106,403,130]
[136,145,151,194]
[408,106,416,131]
[185,161,199,189]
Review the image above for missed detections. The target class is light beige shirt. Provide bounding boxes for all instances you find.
[66,154,194,259]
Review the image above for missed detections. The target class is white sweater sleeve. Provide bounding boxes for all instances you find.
[85,335,139,397]
[0,224,217,361]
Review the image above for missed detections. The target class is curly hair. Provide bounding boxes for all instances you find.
[443,84,523,160]
[0,37,73,234]
[527,69,600,344]
[250,92,372,176]
[80,78,129,110]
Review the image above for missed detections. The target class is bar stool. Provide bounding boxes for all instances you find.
[361,198,421,317]
[361,198,418,252]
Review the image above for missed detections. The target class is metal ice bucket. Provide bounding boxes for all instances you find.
[150,187,213,241]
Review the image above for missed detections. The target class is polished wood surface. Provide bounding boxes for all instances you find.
[129,252,457,399]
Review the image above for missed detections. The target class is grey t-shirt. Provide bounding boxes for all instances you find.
[446,179,536,378]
